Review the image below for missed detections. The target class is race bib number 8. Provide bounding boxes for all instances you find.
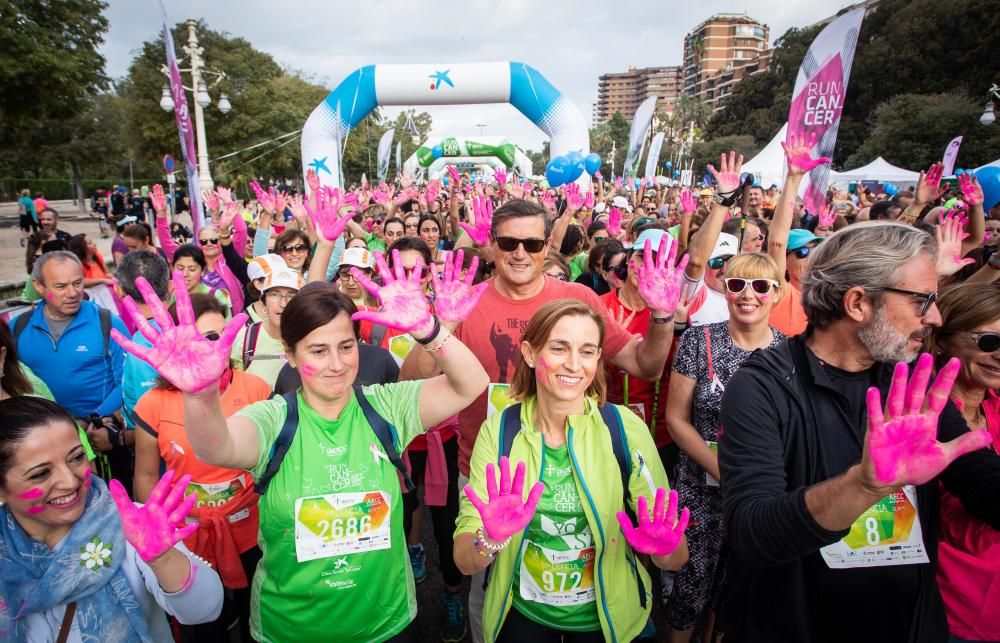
[294,491,392,562]
[519,540,596,607]
[820,485,929,569]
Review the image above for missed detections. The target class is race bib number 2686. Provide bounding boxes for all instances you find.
[293,491,391,563]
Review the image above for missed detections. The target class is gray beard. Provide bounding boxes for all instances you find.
[857,305,918,363]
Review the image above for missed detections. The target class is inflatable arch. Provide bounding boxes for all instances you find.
[403,136,534,179]
[301,62,590,188]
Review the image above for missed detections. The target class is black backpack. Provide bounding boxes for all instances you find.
[254,385,415,494]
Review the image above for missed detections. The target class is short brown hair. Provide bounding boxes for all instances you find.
[280,286,359,351]
[509,299,607,405]
[490,198,552,238]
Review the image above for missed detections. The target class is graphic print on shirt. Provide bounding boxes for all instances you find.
[489,321,524,380]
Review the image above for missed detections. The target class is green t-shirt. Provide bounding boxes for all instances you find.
[366,233,387,253]
[569,253,589,282]
[513,443,600,632]
[238,381,424,642]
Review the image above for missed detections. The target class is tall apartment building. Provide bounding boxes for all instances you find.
[594,65,683,125]
[683,14,770,111]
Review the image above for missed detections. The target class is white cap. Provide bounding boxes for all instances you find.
[710,233,740,260]
[340,247,373,269]
[611,196,633,213]
[261,266,303,292]
[247,254,288,281]
[593,202,607,214]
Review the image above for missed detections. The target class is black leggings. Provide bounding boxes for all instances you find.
[182,545,261,642]
[496,607,604,642]
[402,435,462,587]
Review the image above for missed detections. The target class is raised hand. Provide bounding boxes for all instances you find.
[781,132,831,175]
[818,204,838,230]
[150,184,168,214]
[616,488,689,557]
[915,163,948,205]
[350,249,435,336]
[201,190,220,214]
[540,191,556,215]
[564,183,585,214]
[508,180,525,200]
[494,168,507,190]
[707,151,745,194]
[425,179,441,204]
[935,211,974,276]
[371,185,390,205]
[447,165,460,186]
[400,172,414,189]
[432,249,489,324]
[306,168,321,193]
[215,186,233,205]
[607,207,622,237]
[958,173,984,207]
[304,187,356,242]
[864,353,993,488]
[272,190,288,218]
[464,457,544,542]
[219,200,241,231]
[679,189,697,214]
[110,272,247,393]
[458,196,493,246]
[110,469,198,562]
[636,234,690,316]
[583,189,595,210]
[394,187,418,205]
[250,181,275,214]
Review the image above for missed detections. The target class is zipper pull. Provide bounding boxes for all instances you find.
[634,450,658,497]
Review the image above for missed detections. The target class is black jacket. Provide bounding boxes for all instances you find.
[718,335,1000,643]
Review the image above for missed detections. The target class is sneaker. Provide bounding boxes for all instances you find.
[440,591,467,642]
[408,544,426,584]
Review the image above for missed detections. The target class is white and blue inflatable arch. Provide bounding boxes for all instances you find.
[301,62,590,188]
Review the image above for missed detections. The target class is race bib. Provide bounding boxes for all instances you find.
[293,491,392,562]
[187,475,247,509]
[388,334,416,366]
[519,539,596,607]
[705,441,719,487]
[820,485,929,569]
[487,383,516,418]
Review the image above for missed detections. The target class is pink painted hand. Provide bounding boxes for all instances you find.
[958,173,984,207]
[303,188,356,242]
[432,250,490,325]
[607,207,622,237]
[616,487,689,557]
[306,168,321,193]
[507,180,525,199]
[916,163,948,204]
[464,457,544,542]
[425,180,441,204]
[540,191,556,213]
[864,353,994,488]
[613,177,623,188]
[447,165,461,185]
[707,151,745,194]
[400,173,414,189]
[636,234,690,316]
[781,132,831,174]
[350,249,435,336]
[218,201,241,231]
[201,190,220,214]
[250,181,276,214]
[394,187,418,205]
[935,212,974,276]
[109,469,199,562]
[215,186,233,204]
[458,196,493,246]
[110,272,247,393]
[371,185,390,205]
[679,189,697,214]
[583,189,595,210]
[564,183,585,214]
[150,184,168,214]
[818,204,838,230]
[494,168,507,190]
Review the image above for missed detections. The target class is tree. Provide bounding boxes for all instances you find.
[674,95,713,131]
[0,0,110,167]
[845,93,1000,170]
[689,135,761,180]
[589,112,630,177]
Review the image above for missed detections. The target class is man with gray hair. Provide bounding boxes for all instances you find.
[716,222,1000,643]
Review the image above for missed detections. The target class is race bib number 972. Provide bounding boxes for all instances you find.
[293,491,392,562]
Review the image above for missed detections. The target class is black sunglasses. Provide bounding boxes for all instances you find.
[883,287,937,316]
[201,237,220,245]
[494,236,547,254]
[281,243,309,253]
[707,255,733,270]
[789,246,813,259]
[967,332,1000,353]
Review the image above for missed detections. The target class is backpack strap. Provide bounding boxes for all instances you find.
[242,322,262,367]
[353,384,415,492]
[368,323,388,348]
[498,403,523,461]
[98,306,112,357]
[253,391,299,494]
[12,309,33,343]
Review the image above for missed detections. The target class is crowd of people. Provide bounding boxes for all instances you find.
[2,136,999,643]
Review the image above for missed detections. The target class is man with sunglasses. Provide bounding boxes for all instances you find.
[401,197,688,643]
[717,222,1000,643]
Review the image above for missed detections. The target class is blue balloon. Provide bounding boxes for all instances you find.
[545,156,571,188]
[976,166,1000,209]
[442,176,450,186]
[955,168,965,176]
[883,182,899,196]
[584,153,602,175]
[431,145,443,159]
[673,169,681,178]
[664,161,673,169]
[565,151,585,182]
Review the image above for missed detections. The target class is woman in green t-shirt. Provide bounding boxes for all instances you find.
[455,299,691,643]
[113,245,491,643]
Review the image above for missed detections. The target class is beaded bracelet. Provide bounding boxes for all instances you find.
[474,526,511,559]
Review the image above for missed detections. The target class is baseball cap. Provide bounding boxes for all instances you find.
[341,247,373,269]
[593,202,607,214]
[115,215,137,229]
[788,229,823,252]
[611,196,633,213]
[633,228,673,255]
[710,233,740,260]
[247,254,288,282]
[262,266,303,293]
[699,188,714,197]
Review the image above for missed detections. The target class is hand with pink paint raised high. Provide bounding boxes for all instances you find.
[915,163,949,206]
[607,207,622,237]
[111,469,198,563]
[862,353,993,491]
[304,186,357,242]
[564,182,585,215]
[464,457,544,542]
[958,172,984,208]
[202,190,220,215]
[679,189,697,214]
[818,204,838,231]
[110,272,247,394]
[150,184,168,215]
[781,132,831,175]
[432,249,489,326]
[494,168,507,191]
[636,233,690,317]
[447,165,461,186]
[707,151,744,195]
[306,168,321,194]
[458,196,493,246]
[935,210,974,277]
[616,488,689,557]
[350,249,436,338]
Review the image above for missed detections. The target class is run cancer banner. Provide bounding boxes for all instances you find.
[942,135,963,176]
[159,1,203,234]
[786,6,865,215]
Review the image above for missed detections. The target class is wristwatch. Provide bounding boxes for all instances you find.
[713,189,740,208]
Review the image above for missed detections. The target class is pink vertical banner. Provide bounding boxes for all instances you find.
[941,136,963,176]
[786,7,865,214]
[159,1,203,235]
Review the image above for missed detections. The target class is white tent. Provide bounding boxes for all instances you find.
[742,124,788,188]
[836,157,919,183]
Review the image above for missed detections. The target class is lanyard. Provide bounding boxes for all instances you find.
[623,375,662,435]
[705,326,715,383]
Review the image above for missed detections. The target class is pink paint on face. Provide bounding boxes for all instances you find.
[83,468,92,489]
[759,293,769,302]
[26,506,45,515]
[299,363,318,378]
[18,488,44,500]
[45,292,53,302]
[725,291,741,303]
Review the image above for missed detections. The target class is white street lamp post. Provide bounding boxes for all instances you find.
[981,84,1000,126]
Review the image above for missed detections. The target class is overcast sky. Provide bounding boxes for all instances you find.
[101,0,854,153]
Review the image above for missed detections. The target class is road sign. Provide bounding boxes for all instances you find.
[163,154,176,173]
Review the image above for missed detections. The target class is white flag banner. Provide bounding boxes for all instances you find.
[377,130,395,180]
[644,132,665,179]
[941,135,963,176]
[624,97,657,179]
